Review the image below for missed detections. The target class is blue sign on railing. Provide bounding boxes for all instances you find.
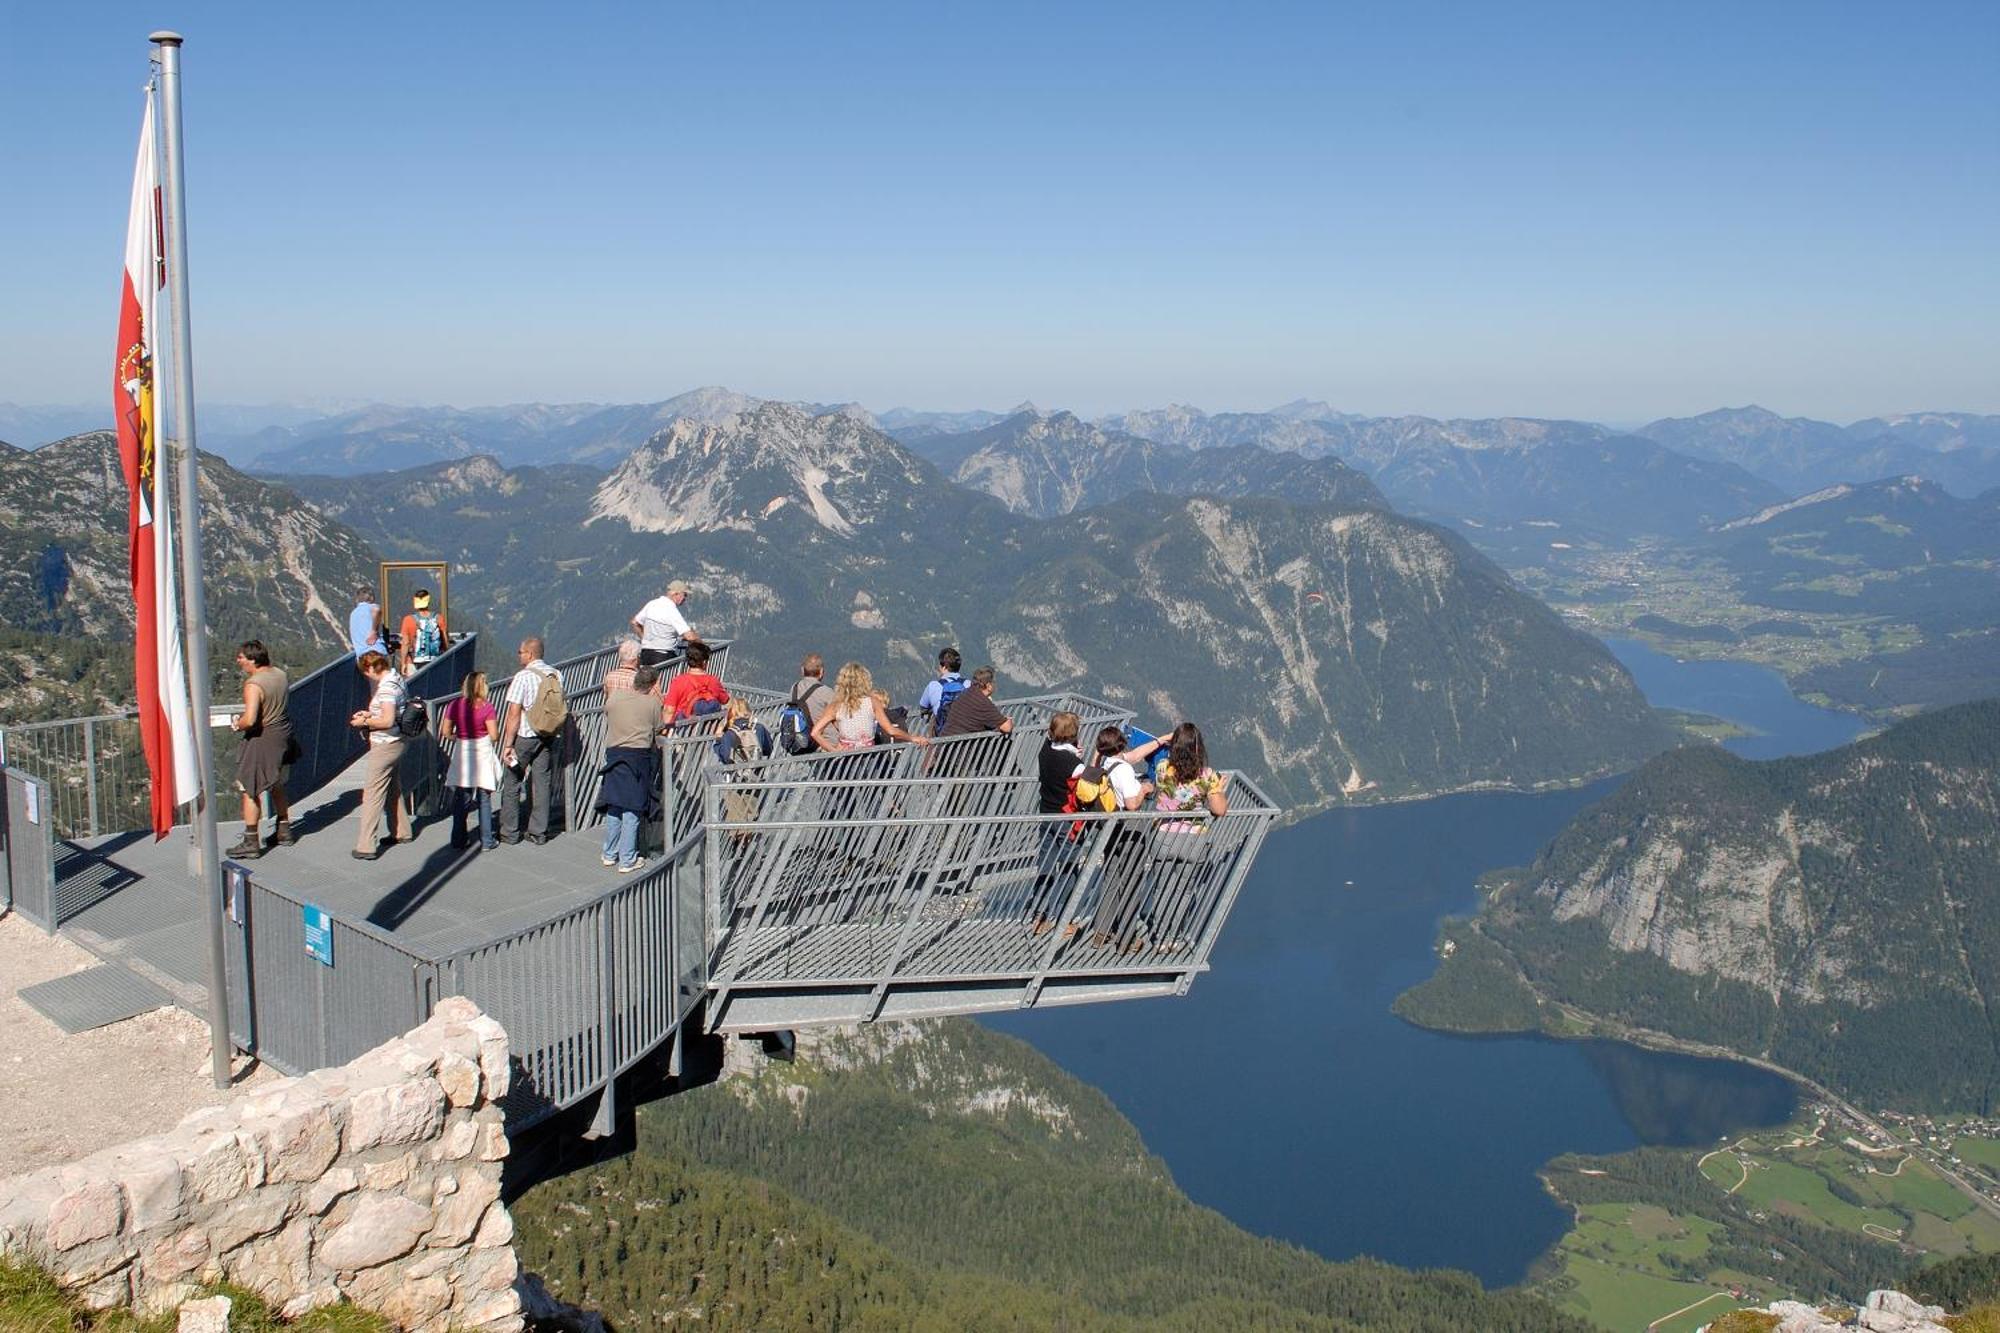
[303,904,333,967]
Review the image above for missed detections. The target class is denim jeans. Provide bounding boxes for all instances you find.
[451,787,494,849]
[602,810,640,867]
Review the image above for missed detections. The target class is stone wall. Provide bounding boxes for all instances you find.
[0,997,523,1332]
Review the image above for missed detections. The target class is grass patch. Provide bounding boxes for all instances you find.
[0,1258,390,1333]
[1957,1207,2000,1251]
[1956,1136,2000,1173]
[1546,1253,1734,1333]
[1733,1158,1901,1233]
[1700,1150,1748,1191]
[1889,1162,1975,1221]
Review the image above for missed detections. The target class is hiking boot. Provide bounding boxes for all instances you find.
[271,822,296,846]
[226,832,264,860]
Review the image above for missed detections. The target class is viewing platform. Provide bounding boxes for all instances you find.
[1,637,1278,1134]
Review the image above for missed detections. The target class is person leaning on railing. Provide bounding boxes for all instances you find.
[598,664,664,873]
[811,663,930,751]
[1087,725,1159,950]
[631,578,694,668]
[348,651,412,861]
[1147,721,1230,953]
[1030,709,1085,936]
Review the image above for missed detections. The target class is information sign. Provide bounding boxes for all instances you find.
[303,904,333,966]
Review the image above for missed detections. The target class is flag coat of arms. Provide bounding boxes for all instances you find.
[116,92,199,838]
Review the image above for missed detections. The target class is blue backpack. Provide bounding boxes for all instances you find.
[412,611,444,661]
[1127,726,1164,781]
[932,675,969,733]
[778,680,820,755]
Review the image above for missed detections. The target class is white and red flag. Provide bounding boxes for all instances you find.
[115,92,199,838]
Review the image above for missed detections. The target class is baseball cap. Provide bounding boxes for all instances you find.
[668,579,692,596]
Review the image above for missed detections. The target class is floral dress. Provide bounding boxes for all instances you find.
[1154,762,1223,832]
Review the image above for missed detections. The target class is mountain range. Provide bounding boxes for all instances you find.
[1707,475,2000,638]
[896,408,1385,518]
[286,399,1676,807]
[1399,698,2000,1113]
[0,431,376,656]
[1635,406,2000,499]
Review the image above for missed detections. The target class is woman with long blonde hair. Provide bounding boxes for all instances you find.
[440,668,501,850]
[810,662,926,751]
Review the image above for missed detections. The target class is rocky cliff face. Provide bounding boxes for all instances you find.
[1530,705,1999,1005]
[1473,699,2000,1109]
[0,432,379,656]
[588,400,933,537]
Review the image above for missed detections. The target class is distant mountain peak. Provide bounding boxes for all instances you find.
[587,399,928,538]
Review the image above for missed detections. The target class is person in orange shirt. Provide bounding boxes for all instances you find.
[398,588,448,674]
[660,639,729,724]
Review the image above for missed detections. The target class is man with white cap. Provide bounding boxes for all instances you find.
[397,588,448,675]
[631,578,694,668]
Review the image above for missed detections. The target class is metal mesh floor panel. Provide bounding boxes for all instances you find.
[122,919,211,989]
[18,964,173,1034]
[59,874,198,942]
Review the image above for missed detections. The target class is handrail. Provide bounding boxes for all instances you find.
[37,653,1272,1132]
[431,826,705,961]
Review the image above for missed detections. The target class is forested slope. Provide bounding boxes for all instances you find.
[513,1021,1589,1332]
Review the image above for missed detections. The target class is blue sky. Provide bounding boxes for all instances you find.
[3,2,1995,421]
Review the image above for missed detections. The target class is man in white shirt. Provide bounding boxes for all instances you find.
[498,636,561,844]
[348,651,410,859]
[631,580,694,668]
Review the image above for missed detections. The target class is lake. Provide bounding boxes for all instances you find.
[987,639,1864,1285]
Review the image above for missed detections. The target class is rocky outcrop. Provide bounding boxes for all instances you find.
[1453,697,2000,1111]
[0,997,521,1332]
[1526,701,2000,1006]
[1706,1288,1954,1332]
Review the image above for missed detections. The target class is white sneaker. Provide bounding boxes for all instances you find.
[601,854,618,867]
[618,858,644,874]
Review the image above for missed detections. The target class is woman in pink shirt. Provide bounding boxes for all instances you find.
[440,670,501,850]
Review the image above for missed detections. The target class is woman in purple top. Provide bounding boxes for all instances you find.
[440,669,501,850]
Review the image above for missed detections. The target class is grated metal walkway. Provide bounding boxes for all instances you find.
[18,963,173,1034]
[52,760,657,1013]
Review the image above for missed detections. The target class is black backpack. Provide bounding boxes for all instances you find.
[396,694,429,738]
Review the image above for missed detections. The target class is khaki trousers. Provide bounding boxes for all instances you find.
[355,737,411,854]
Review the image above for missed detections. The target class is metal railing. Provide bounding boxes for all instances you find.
[702,768,1277,1027]
[0,637,480,840]
[25,647,1271,1135]
[433,831,705,1127]
[222,863,442,1075]
[217,825,709,1134]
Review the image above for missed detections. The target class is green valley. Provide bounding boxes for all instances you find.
[1528,1109,2000,1329]
[512,1020,1591,1332]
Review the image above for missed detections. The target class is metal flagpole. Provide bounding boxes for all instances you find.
[152,30,233,1090]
